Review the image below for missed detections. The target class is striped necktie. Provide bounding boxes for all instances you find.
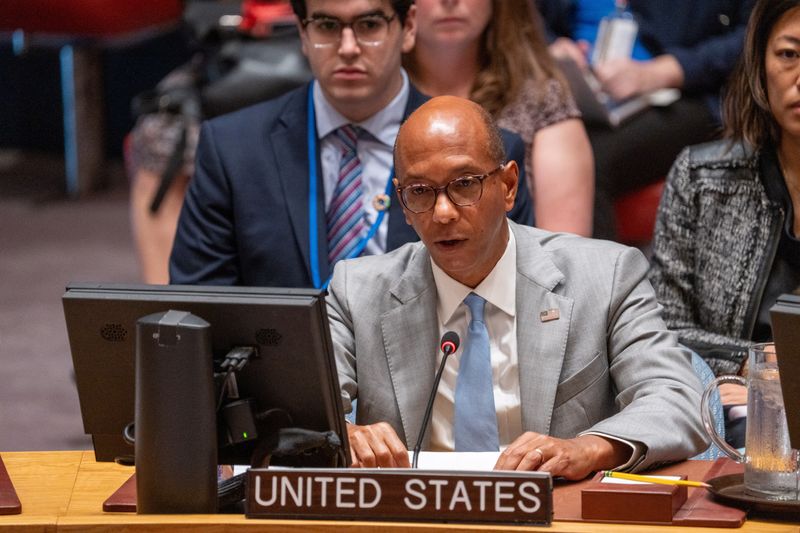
[327,124,366,267]
[454,293,499,451]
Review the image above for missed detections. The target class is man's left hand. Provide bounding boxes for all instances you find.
[494,432,631,480]
[719,383,748,406]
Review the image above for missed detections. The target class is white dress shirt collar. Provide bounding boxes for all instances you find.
[431,222,517,321]
[313,69,410,146]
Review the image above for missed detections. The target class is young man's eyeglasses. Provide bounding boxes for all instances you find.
[396,165,506,214]
[301,13,396,48]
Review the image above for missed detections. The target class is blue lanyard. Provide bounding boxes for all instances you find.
[307,82,394,289]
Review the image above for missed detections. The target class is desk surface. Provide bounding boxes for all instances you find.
[1,451,798,532]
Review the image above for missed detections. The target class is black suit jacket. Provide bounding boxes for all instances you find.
[170,83,534,287]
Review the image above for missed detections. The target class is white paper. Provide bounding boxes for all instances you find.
[236,452,501,474]
[408,451,500,471]
[601,475,682,485]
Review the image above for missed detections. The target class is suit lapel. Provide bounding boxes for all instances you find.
[511,224,574,435]
[271,83,329,285]
[380,246,439,447]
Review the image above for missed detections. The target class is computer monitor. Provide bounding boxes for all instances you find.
[63,282,350,467]
[770,292,800,449]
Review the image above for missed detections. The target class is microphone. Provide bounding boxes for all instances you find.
[412,331,460,468]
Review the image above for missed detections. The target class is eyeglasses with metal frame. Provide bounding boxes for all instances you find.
[301,12,397,48]
[395,164,506,214]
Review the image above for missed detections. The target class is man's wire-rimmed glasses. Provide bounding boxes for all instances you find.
[396,165,506,214]
[301,13,396,48]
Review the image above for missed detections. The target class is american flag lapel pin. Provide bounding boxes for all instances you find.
[540,308,560,322]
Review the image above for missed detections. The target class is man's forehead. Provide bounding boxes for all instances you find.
[305,0,394,17]
[403,104,484,143]
[398,149,492,183]
[399,116,486,162]
[396,96,494,177]
[425,117,459,137]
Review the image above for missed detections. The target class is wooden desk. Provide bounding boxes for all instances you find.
[2,451,799,532]
[0,451,82,532]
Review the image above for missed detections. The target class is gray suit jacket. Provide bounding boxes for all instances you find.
[327,222,707,470]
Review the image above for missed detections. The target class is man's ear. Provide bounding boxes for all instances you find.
[501,161,519,212]
[401,4,417,53]
[393,178,413,225]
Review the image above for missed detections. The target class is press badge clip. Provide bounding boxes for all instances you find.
[373,193,391,212]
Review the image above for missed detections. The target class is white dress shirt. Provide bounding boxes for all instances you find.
[313,70,409,256]
[428,223,641,467]
[430,228,523,450]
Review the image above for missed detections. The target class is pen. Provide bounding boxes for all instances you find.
[602,471,711,488]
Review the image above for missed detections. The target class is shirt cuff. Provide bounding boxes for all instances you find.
[727,405,747,420]
[580,431,646,472]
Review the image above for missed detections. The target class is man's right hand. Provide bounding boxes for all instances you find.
[548,38,590,70]
[347,421,411,468]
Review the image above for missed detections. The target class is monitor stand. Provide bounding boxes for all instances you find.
[134,310,217,514]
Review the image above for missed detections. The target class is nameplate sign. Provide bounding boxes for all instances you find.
[246,468,552,525]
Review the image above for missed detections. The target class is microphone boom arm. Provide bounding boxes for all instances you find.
[412,332,459,468]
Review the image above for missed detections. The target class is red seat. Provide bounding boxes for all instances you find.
[1,0,183,197]
[0,0,182,37]
[614,179,665,246]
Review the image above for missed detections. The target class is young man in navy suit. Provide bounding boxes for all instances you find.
[169,0,533,288]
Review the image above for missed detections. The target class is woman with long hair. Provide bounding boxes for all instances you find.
[405,0,594,236]
[649,0,800,447]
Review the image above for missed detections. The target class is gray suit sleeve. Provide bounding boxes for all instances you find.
[583,246,709,470]
[326,261,358,415]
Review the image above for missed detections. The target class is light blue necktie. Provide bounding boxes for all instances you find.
[454,293,499,451]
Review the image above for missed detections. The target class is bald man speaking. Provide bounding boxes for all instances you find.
[326,96,706,479]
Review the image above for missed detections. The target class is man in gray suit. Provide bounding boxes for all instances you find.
[327,96,706,479]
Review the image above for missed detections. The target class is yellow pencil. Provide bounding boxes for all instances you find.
[602,471,711,488]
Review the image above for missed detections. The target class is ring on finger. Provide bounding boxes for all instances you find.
[533,448,544,461]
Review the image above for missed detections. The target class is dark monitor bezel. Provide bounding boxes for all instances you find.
[770,292,800,450]
[62,282,350,467]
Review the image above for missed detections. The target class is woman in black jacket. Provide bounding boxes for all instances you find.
[648,0,800,447]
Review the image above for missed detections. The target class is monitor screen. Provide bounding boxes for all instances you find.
[771,292,800,449]
[63,282,350,467]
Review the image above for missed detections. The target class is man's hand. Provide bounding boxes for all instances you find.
[347,422,410,468]
[548,38,591,70]
[594,55,684,101]
[719,383,748,406]
[494,432,631,480]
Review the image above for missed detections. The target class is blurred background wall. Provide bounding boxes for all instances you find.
[0,2,193,450]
